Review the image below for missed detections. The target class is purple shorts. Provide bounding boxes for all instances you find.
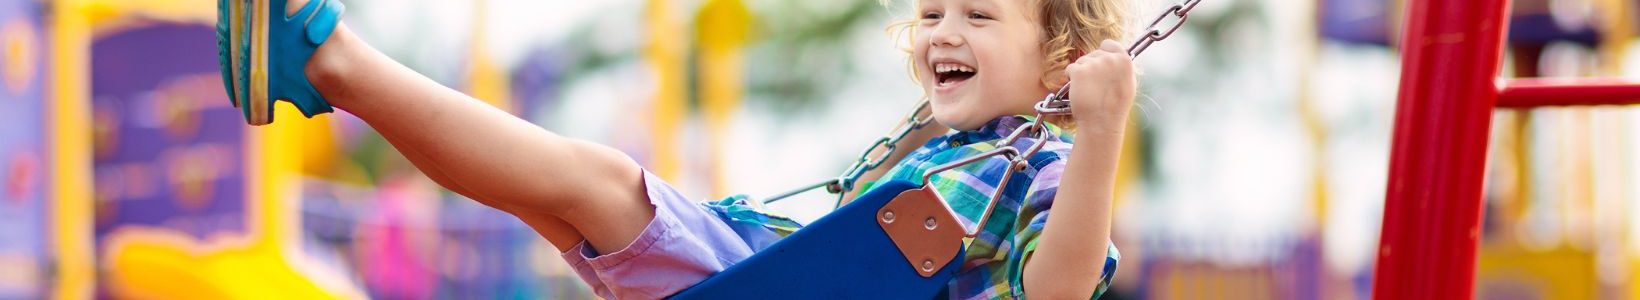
[559,170,774,299]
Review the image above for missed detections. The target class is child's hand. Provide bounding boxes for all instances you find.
[1066,39,1137,135]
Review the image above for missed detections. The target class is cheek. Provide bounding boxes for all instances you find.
[910,44,931,85]
[1009,40,1046,77]
[976,48,1050,103]
[979,46,1041,88]
[1007,41,1048,83]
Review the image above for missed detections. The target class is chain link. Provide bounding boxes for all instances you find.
[763,100,933,204]
[1130,0,1201,57]
[761,0,1202,206]
[1046,0,1203,109]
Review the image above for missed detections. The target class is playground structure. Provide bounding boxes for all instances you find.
[1377,0,1640,298]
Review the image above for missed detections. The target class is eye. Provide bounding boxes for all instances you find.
[968,11,991,20]
[922,11,943,20]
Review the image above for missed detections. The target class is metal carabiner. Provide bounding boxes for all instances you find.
[919,146,1023,238]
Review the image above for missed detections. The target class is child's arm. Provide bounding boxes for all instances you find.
[304,22,652,254]
[1021,40,1134,298]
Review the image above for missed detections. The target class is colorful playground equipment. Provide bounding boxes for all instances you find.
[1376,0,1640,298]
[46,0,359,298]
[0,0,48,298]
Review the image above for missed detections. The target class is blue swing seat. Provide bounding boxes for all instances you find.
[668,180,965,299]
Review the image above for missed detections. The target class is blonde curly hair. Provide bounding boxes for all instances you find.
[886,0,1132,128]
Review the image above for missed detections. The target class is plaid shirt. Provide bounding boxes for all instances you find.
[707,115,1119,299]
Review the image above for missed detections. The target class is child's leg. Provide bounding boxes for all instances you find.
[378,129,588,251]
[299,17,651,254]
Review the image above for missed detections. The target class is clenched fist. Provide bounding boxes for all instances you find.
[1065,39,1137,135]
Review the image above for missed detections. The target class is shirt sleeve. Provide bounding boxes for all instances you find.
[1008,160,1120,299]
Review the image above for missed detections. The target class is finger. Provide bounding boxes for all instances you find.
[1070,57,1092,70]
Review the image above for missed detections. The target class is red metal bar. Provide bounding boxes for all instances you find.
[1497,78,1640,107]
[1372,0,1510,298]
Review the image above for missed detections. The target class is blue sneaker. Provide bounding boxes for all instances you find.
[218,0,345,125]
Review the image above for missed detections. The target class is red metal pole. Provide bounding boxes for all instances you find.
[1497,78,1640,107]
[1373,0,1510,298]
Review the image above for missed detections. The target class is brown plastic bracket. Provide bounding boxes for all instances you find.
[877,187,965,278]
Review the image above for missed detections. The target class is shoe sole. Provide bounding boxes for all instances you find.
[226,0,274,125]
[226,0,243,109]
[224,0,342,125]
[247,0,272,125]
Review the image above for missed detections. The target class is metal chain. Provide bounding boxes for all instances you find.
[1044,0,1203,110]
[761,0,1202,207]
[762,100,934,204]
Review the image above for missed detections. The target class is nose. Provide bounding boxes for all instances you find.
[928,19,964,48]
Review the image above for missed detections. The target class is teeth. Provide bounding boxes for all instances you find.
[935,63,974,73]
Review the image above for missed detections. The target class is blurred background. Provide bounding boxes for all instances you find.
[1,0,1638,298]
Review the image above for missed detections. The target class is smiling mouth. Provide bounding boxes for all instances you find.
[934,62,977,87]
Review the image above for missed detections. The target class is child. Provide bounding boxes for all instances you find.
[219,0,1133,298]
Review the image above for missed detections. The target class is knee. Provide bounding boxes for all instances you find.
[499,141,644,219]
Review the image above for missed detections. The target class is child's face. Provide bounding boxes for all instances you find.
[913,0,1051,131]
